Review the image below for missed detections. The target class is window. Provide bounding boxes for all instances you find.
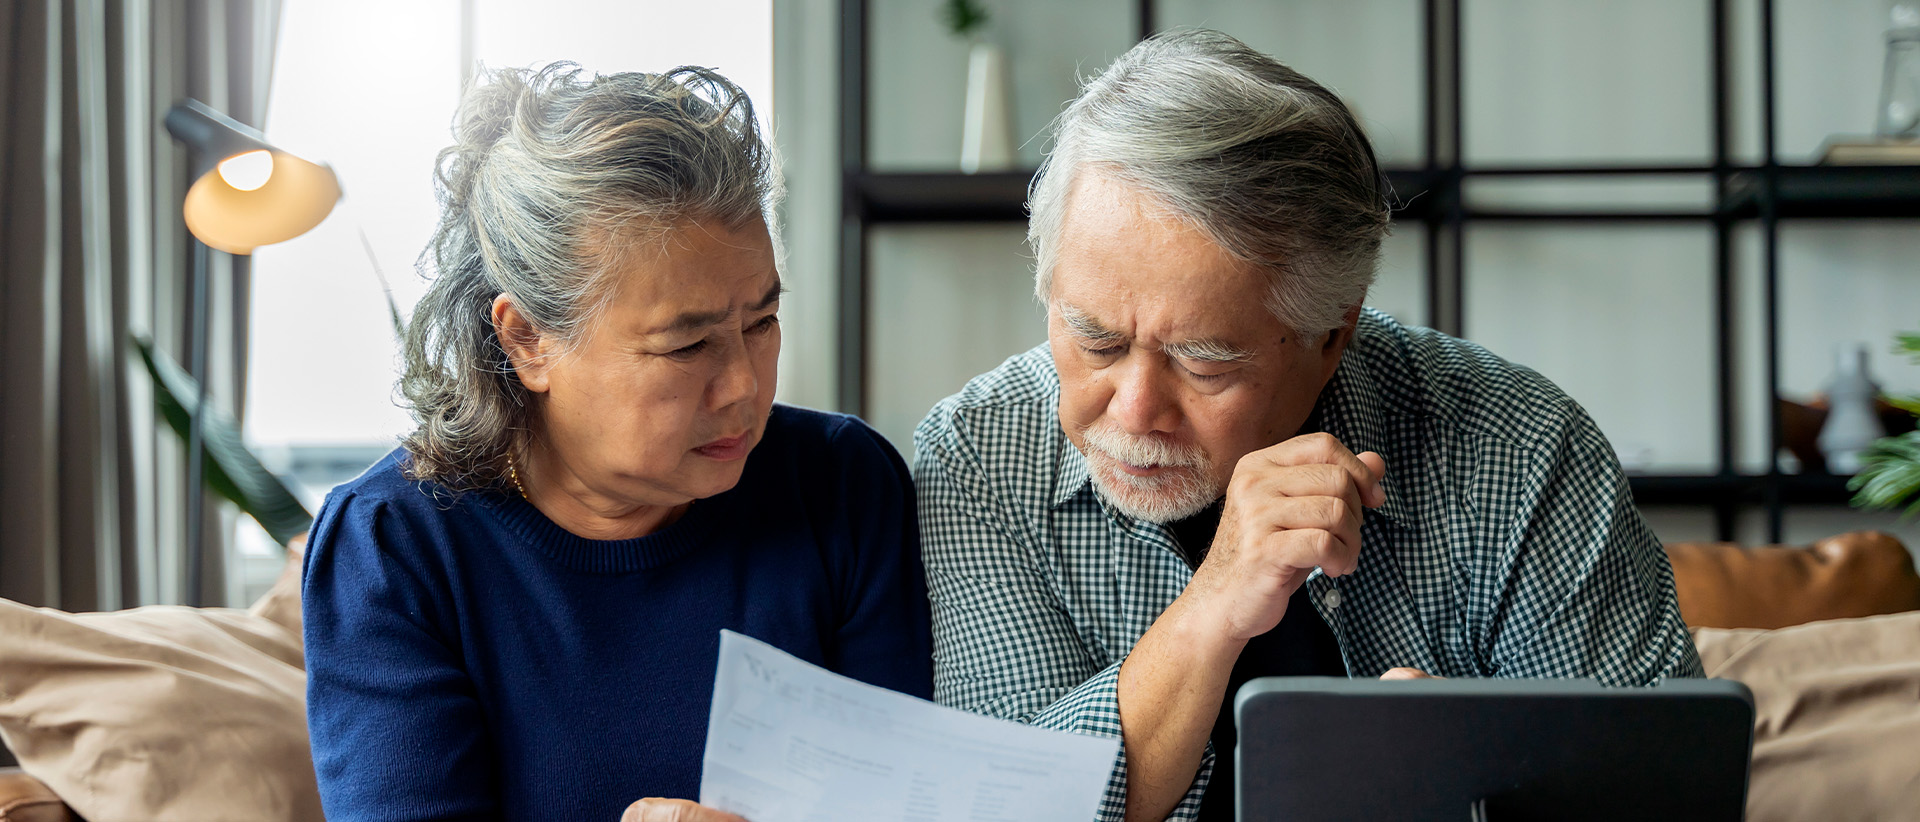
[241,0,772,598]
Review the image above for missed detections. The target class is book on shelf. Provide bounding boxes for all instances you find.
[1817,136,1920,165]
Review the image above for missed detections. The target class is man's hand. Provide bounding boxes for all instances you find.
[1183,432,1387,642]
[1380,667,1437,680]
[1115,433,1386,821]
[620,799,748,822]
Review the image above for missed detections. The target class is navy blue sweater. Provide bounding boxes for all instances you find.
[303,406,933,821]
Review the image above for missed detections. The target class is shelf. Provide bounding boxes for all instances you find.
[852,169,1441,224]
[1629,473,1857,507]
[1463,164,1717,177]
[854,171,1032,223]
[1464,210,1713,222]
[1383,169,1442,221]
[854,166,1920,224]
[837,0,1884,543]
[1724,165,1920,219]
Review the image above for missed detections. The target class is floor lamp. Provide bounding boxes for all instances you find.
[163,99,339,605]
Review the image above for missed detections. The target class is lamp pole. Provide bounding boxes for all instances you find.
[164,98,339,605]
[183,240,211,606]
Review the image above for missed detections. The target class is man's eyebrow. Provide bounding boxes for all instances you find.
[652,276,785,336]
[749,277,786,312]
[1060,303,1252,363]
[1057,304,1125,342]
[1163,337,1256,364]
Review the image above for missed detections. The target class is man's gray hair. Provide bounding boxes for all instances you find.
[399,62,780,491]
[1029,29,1390,342]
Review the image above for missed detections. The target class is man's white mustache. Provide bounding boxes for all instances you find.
[1080,425,1206,469]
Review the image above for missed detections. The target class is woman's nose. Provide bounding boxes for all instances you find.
[710,340,759,410]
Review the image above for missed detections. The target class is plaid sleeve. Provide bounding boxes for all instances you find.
[914,411,1210,821]
[1481,401,1706,685]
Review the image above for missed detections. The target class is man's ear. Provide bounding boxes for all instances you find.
[492,294,554,393]
[1322,305,1363,351]
[1318,304,1364,375]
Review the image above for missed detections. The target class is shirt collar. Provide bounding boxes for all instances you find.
[1313,336,1412,525]
[1051,431,1093,509]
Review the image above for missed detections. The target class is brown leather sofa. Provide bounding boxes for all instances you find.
[1666,530,1920,630]
[3,532,1917,822]
[0,773,62,822]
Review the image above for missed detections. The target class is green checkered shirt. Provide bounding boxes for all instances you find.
[911,308,1704,821]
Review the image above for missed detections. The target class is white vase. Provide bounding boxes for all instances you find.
[1818,344,1886,474]
[961,41,1014,174]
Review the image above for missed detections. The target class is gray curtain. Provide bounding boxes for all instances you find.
[0,0,280,613]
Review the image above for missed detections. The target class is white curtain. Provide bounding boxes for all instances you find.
[0,0,281,615]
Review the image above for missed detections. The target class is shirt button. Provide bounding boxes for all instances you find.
[1324,588,1343,609]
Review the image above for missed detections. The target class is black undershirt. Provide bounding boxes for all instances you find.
[1164,499,1347,822]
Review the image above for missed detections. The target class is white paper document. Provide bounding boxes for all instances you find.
[700,630,1120,822]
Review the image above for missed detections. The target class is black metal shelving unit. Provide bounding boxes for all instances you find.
[837,0,1916,541]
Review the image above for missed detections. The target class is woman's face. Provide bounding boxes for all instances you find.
[510,218,781,511]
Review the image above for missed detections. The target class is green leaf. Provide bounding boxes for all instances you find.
[133,336,315,544]
[1851,329,1920,517]
[1897,332,1920,362]
[357,227,407,341]
[938,0,990,38]
[1850,432,1920,517]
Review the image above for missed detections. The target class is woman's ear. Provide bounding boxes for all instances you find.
[492,294,554,393]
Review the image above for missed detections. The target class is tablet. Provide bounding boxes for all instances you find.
[1234,676,1753,822]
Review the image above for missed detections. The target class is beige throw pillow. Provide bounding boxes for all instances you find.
[1693,611,1920,822]
[0,549,320,822]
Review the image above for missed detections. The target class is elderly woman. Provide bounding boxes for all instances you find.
[302,64,931,822]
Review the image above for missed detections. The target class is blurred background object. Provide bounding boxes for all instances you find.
[6,0,1920,613]
[162,98,336,605]
[1877,0,1920,138]
[1817,343,1887,473]
[835,0,1920,556]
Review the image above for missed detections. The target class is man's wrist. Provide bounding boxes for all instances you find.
[1153,592,1250,668]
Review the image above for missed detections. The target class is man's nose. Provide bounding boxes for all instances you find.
[1107,357,1181,436]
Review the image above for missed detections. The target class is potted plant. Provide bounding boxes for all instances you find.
[1849,332,1920,517]
[941,0,1014,173]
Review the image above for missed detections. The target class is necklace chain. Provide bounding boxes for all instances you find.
[505,451,696,515]
[506,452,529,500]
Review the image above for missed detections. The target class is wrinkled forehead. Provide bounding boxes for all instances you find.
[587,218,780,329]
[1049,175,1281,340]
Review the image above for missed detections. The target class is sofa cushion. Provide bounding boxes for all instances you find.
[1693,611,1920,822]
[1667,530,1920,629]
[0,543,320,822]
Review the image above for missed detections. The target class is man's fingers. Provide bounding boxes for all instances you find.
[1355,451,1387,508]
[1245,463,1365,507]
[1231,492,1363,576]
[1249,492,1362,539]
[622,799,748,822]
[1258,526,1361,579]
[1245,434,1387,508]
[1380,667,1437,680]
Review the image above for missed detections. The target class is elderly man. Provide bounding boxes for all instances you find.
[912,29,1702,822]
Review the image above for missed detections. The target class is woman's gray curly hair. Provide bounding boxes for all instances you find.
[1028,29,1390,343]
[399,62,781,491]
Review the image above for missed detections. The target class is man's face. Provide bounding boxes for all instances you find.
[1047,171,1354,523]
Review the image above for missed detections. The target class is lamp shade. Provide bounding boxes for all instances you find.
[164,99,340,255]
